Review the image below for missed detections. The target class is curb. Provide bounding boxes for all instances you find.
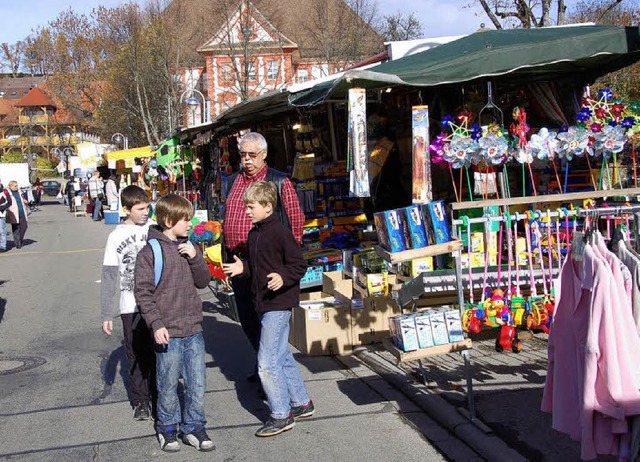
[350,346,527,462]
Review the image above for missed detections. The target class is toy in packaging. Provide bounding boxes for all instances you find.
[421,201,451,244]
[429,310,450,346]
[414,312,435,348]
[374,210,408,252]
[400,205,428,249]
[390,315,419,351]
[444,309,465,342]
[401,256,434,278]
[470,232,484,253]
[357,271,389,297]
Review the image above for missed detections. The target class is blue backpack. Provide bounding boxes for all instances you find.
[148,239,163,287]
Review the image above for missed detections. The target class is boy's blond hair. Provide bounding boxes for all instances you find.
[7,180,18,189]
[242,181,277,207]
[155,194,193,229]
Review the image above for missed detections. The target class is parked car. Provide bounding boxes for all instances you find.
[42,180,61,196]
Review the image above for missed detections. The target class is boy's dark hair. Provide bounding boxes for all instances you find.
[155,194,193,229]
[121,185,149,209]
[242,181,277,207]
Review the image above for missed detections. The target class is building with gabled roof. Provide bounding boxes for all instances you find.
[0,86,100,161]
[164,0,383,121]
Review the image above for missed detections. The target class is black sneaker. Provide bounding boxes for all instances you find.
[181,428,215,452]
[291,400,315,419]
[133,401,151,420]
[158,428,180,452]
[255,414,295,437]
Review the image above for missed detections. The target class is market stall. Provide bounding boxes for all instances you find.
[183,25,640,406]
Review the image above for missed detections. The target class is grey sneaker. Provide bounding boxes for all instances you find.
[158,429,180,452]
[133,401,151,421]
[291,400,315,419]
[255,414,295,437]
[182,428,215,452]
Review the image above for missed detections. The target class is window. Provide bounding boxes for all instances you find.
[247,61,256,81]
[298,69,309,83]
[221,64,233,82]
[202,73,208,91]
[267,60,278,80]
[312,64,329,80]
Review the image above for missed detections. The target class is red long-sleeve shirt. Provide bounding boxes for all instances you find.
[223,164,304,254]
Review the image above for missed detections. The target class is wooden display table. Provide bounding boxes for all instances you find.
[383,338,473,363]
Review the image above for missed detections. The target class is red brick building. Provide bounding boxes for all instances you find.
[165,0,383,122]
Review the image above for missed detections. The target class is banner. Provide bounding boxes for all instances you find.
[348,88,370,197]
[412,105,431,203]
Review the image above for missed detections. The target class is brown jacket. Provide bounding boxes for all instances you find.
[134,225,210,338]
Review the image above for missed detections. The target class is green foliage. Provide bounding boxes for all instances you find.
[0,151,24,163]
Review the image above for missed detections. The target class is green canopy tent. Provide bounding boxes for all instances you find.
[289,25,640,106]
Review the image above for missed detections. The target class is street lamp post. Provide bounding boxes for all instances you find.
[111,133,129,150]
[179,89,209,127]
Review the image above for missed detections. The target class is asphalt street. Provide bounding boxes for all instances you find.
[0,199,474,461]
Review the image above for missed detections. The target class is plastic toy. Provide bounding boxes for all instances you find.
[495,325,522,353]
[462,305,484,334]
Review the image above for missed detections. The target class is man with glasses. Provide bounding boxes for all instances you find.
[223,132,304,385]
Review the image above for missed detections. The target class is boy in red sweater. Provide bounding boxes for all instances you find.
[224,181,314,437]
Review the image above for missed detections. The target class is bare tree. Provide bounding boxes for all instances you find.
[378,12,424,41]
[1,42,24,76]
[474,0,567,29]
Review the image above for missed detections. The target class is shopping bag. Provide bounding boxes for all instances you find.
[56,191,63,200]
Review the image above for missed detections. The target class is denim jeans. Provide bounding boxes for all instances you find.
[155,332,207,434]
[258,310,310,419]
[93,199,102,221]
[0,217,6,251]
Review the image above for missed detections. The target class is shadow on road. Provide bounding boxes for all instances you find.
[202,300,268,422]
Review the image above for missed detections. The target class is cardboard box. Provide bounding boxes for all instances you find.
[399,205,428,249]
[414,312,435,348]
[444,309,465,343]
[374,210,409,253]
[429,310,450,346]
[351,296,401,346]
[401,256,434,278]
[390,315,419,352]
[292,292,352,355]
[322,271,353,301]
[470,232,485,253]
[421,201,451,244]
[356,271,389,297]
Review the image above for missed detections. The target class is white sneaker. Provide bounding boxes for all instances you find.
[158,431,180,452]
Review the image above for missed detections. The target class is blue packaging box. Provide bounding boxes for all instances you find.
[374,210,408,253]
[421,201,451,244]
[400,205,428,249]
[104,211,120,225]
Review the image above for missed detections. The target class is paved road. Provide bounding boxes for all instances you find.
[0,200,472,461]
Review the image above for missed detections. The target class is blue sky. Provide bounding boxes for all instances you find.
[0,0,579,45]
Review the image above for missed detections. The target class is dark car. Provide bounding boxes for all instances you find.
[42,180,61,196]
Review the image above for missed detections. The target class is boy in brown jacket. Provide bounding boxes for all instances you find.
[134,194,213,453]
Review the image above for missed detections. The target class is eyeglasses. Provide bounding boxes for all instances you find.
[240,150,263,159]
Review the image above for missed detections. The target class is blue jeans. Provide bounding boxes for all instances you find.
[155,332,207,434]
[258,310,310,419]
[93,199,102,221]
[0,217,6,250]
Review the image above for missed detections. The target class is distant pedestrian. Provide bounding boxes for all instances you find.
[134,194,213,453]
[100,185,156,421]
[64,176,75,212]
[32,178,43,206]
[88,170,104,221]
[223,181,314,438]
[105,174,119,211]
[0,183,12,252]
[6,181,28,249]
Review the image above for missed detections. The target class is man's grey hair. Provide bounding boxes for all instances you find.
[239,132,268,152]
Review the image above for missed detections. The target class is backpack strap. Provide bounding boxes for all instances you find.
[148,239,163,287]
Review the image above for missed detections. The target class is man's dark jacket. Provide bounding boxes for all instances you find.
[241,213,307,313]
